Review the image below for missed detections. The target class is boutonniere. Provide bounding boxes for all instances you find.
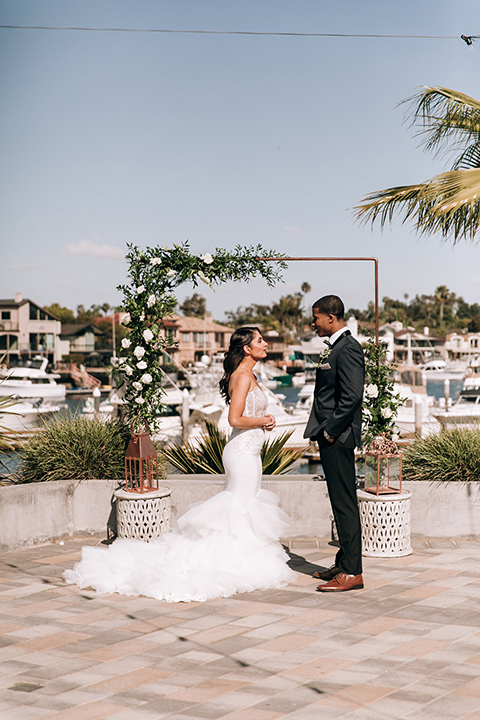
[316,344,332,367]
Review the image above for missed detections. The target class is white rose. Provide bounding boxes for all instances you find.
[141,373,153,384]
[392,433,399,442]
[121,338,131,349]
[150,257,161,265]
[134,346,146,359]
[198,270,211,285]
[136,285,145,294]
[143,328,154,343]
[133,381,142,391]
[121,313,130,326]
[140,313,145,321]
[125,366,133,376]
[166,269,176,278]
[381,407,393,419]
[135,397,145,405]
[136,360,148,370]
[201,253,214,265]
[363,408,372,419]
[147,294,156,308]
[365,384,378,398]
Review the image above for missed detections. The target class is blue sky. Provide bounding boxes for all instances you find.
[1,0,480,321]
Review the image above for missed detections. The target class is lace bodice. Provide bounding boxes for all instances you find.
[226,386,268,456]
[242,385,268,418]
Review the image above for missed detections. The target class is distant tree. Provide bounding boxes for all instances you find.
[76,304,96,323]
[468,314,480,333]
[44,303,75,323]
[271,293,303,336]
[224,304,280,331]
[382,296,409,324]
[179,293,207,318]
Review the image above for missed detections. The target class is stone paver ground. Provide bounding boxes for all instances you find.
[2,536,480,719]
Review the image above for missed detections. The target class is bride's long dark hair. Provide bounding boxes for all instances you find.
[219,327,260,404]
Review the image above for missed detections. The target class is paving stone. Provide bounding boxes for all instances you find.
[5,538,480,719]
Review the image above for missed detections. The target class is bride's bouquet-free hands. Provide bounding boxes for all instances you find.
[263,414,276,431]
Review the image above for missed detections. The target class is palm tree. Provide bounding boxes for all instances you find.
[354,86,480,244]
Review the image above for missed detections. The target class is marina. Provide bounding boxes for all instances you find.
[1,371,468,482]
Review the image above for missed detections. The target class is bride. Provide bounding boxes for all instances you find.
[64,327,297,603]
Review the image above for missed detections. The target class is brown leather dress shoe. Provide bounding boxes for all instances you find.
[312,565,340,581]
[316,573,364,592]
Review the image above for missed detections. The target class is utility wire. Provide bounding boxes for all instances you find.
[0,25,465,40]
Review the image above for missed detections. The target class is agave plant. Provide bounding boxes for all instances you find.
[161,420,305,475]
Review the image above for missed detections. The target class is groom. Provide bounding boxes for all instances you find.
[304,295,365,592]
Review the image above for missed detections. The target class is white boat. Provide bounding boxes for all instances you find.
[0,356,66,402]
[294,366,441,438]
[421,358,468,381]
[433,388,480,427]
[463,360,480,390]
[0,399,61,433]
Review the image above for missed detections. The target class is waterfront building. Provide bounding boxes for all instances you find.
[160,314,233,365]
[0,293,62,366]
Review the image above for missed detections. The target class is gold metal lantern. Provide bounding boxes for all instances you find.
[364,451,402,495]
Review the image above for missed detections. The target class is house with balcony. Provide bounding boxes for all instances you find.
[445,331,480,362]
[0,294,62,366]
[161,314,233,365]
[58,324,105,364]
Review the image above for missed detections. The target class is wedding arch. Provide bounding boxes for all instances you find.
[116,244,380,427]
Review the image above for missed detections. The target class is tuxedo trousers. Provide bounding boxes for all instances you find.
[317,429,363,575]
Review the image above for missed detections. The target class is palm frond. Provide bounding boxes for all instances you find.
[355,168,480,243]
[406,86,480,159]
[454,143,480,171]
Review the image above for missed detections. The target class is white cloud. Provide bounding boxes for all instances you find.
[66,235,124,259]
[284,226,305,236]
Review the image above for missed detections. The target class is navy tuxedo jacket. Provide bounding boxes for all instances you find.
[303,330,365,446]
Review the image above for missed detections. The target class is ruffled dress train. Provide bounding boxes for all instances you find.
[64,387,296,602]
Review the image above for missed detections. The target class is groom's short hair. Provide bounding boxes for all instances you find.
[313,295,345,319]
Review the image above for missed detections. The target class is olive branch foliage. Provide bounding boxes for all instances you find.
[362,336,405,449]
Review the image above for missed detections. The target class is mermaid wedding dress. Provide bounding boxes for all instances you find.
[64,386,296,602]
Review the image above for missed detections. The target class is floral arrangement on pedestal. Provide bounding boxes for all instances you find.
[115,242,286,425]
[362,337,405,452]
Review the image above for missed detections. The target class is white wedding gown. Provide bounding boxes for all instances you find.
[64,386,296,602]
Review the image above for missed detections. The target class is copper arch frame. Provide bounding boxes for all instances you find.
[258,256,379,344]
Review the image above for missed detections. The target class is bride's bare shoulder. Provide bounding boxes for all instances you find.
[229,369,253,395]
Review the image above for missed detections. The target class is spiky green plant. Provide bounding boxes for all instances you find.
[161,420,305,475]
[0,395,21,454]
[403,426,480,483]
[16,411,167,483]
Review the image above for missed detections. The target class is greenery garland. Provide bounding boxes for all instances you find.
[115,242,287,425]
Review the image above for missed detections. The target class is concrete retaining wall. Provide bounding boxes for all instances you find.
[1,476,479,551]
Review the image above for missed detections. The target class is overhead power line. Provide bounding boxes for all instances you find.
[0,25,467,41]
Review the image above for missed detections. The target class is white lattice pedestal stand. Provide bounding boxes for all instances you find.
[114,486,172,542]
[357,489,412,557]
